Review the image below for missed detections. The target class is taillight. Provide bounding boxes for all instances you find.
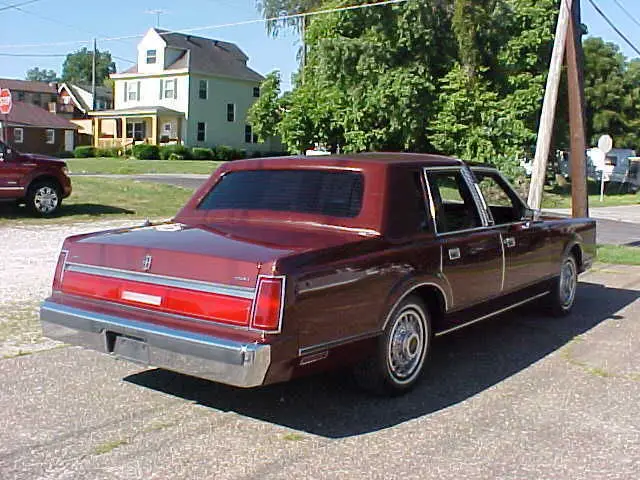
[52,250,68,291]
[250,276,285,332]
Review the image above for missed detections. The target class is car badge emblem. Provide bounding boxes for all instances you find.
[142,254,153,272]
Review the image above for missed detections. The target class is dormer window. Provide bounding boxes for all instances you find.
[146,49,157,64]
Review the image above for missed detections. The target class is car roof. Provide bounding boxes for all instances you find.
[224,152,464,171]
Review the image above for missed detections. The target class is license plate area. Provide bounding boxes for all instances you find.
[106,331,149,365]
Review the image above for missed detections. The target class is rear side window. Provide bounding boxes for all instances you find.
[198,170,364,218]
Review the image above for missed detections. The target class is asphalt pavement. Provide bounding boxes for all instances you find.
[1,264,639,479]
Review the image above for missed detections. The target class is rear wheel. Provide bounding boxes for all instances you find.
[548,253,578,316]
[354,295,431,395]
[26,180,61,217]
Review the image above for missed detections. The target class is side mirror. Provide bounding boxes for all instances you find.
[523,207,541,221]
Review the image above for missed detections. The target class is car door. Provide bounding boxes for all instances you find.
[423,167,503,311]
[0,142,26,199]
[473,168,555,292]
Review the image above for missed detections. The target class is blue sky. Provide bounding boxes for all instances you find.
[0,0,639,89]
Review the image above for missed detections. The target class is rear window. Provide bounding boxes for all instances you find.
[198,169,364,218]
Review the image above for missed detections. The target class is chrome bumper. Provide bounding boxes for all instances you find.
[40,300,271,388]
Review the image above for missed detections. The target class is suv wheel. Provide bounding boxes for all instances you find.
[27,181,61,217]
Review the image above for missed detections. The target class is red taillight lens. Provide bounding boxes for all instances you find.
[52,250,68,291]
[251,276,284,332]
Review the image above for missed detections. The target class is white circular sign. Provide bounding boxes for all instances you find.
[598,134,613,154]
[590,149,605,169]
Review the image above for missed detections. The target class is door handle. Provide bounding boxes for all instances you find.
[448,247,461,260]
[503,237,516,248]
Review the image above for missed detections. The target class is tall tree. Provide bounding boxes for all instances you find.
[582,37,633,147]
[25,67,58,83]
[61,47,116,85]
[256,0,323,36]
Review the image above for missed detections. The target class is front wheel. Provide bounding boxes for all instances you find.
[26,181,61,217]
[548,254,578,316]
[354,295,431,395]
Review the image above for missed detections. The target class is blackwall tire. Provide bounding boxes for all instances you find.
[548,254,578,317]
[354,295,431,395]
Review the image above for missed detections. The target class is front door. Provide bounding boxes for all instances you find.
[64,130,74,152]
[424,167,502,311]
[474,169,554,292]
[0,142,28,199]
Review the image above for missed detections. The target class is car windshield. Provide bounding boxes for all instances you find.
[197,169,364,218]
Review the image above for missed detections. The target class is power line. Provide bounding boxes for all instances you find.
[0,0,42,11]
[0,52,65,57]
[587,0,640,57]
[612,0,640,31]
[0,0,408,49]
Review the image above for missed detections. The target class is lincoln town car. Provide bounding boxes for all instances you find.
[40,154,596,394]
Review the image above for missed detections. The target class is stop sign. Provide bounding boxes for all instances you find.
[0,89,12,115]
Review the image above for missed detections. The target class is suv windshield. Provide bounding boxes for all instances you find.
[198,169,364,218]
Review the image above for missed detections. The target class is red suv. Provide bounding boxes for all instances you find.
[0,141,72,216]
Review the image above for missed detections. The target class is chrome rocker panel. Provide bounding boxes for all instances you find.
[40,300,271,388]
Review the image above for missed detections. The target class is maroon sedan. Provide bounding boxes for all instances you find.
[40,154,595,394]
[0,141,72,216]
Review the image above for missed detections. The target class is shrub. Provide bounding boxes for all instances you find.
[214,145,245,161]
[250,151,263,159]
[95,147,120,158]
[191,147,214,160]
[169,153,185,160]
[132,144,160,160]
[73,146,96,158]
[159,145,192,160]
[55,151,74,158]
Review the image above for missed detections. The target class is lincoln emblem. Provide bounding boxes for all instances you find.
[142,254,153,272]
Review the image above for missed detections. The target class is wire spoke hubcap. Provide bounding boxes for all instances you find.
[388,308,426,382]
[34,187,59,214]
[560,259,576,308]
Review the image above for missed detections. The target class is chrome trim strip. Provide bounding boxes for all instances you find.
[299,330,380,356]
[381,281,450,332]
[499,233,506,292]
[65,263,256,300]
[434,291,549,337]
[0,186,23,190]
[40,300,271,388]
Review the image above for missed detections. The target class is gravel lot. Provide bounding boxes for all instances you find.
[0,219,639,479]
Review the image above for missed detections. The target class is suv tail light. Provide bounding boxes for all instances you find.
[250,276,285,333]
[52,250,68,291]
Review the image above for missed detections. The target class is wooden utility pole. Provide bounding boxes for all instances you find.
[566,0,588,218]
[91,38,97,111]
[528,0,573,210]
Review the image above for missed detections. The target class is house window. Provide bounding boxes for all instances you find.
[125,81,140,102]
[146,49,157,64]
[17,91,25,102]
[197,122,206,142]
[253,87,260,98]
[46,129,55,144]
[199,80,208,99]
[245,125,257,144]
[13,128,23,143]
[126,121,146,140]
[33,93,42,107]
[163,79,176,99]
[62,95,71,105]
[227,103,235,122]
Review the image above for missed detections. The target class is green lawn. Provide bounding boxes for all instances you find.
[0,177,193,224]
[541,180,640,209]
[67,157,223,175]
[597,245,640,265]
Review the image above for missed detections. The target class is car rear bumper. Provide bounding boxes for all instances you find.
[40,300,271,388]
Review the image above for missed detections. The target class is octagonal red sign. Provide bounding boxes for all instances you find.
[0,89,12,115]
